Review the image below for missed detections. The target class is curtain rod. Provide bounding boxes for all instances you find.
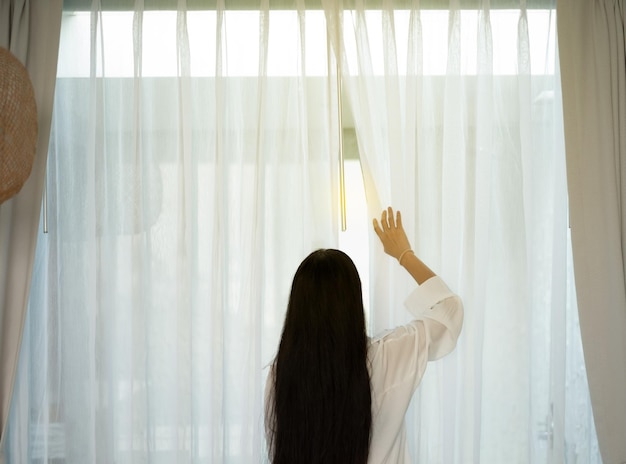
[64,0,555,11]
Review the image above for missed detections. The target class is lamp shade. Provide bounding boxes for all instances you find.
[0,47,38,204]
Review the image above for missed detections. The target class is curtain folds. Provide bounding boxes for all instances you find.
[557,1,626,463]
[5,2,338,462]
[324,1,599,462]
[2,1,606,463]
[0,1,62,462]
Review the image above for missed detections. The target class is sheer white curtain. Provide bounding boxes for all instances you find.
[557,1,626,463]
[4,1,338,462]
[325,1,601,462]
[3,1,607,463]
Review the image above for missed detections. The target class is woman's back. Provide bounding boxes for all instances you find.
[265,208,463,463]
[266,249,372,464]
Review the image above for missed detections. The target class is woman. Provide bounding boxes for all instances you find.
[265,207,463,463]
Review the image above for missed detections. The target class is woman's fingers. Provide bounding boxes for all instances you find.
[373,218,383,238]
[378,207,401,231]
[387,206,396,229]
[375,208,403,234]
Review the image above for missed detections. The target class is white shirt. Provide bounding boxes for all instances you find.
[366,276,463,463]
[265,275,464,464]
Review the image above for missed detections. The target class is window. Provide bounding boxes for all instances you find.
[5,4,600,463]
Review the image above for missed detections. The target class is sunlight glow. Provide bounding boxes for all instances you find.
[58,9,556,78]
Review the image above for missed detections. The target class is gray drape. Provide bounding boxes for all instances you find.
[557,1,626,463]
[0,0,62,459]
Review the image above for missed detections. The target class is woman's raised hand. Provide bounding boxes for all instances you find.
[373,207,412,262]
[373,206,435,283]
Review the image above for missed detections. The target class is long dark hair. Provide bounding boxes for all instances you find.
[268,249,372,464]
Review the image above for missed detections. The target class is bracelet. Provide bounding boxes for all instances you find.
[398,249,414,266]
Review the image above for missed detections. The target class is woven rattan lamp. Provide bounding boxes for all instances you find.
[0,47,38,204]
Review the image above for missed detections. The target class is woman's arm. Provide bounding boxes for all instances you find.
[373,206,435,285]
[373,206,463,360]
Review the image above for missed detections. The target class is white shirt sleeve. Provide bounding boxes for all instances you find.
[366,276,463,463]
[403,275,464,361]
[369,275,463,374]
